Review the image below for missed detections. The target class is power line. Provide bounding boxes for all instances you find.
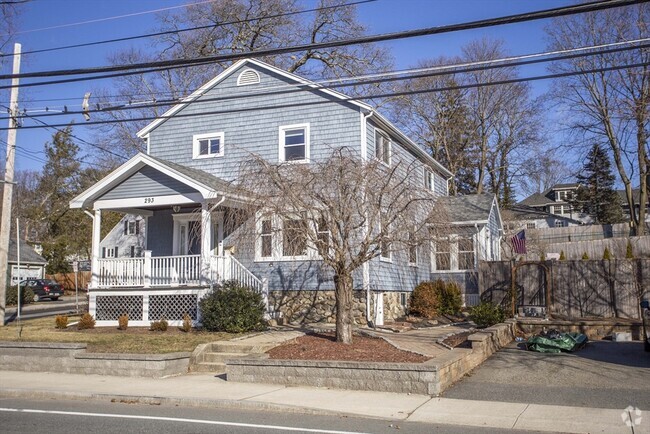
[2,59,647,131]
[6,39,648,120]
[6,0,377,58]
[1,0,645,82]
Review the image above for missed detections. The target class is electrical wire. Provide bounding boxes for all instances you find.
[5,38,648,119]
[5,0,377,58]
[1,0,645,82]
[2,59,647,131]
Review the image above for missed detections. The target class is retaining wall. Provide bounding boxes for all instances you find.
[516,318,644,340]
[226,321,515,396]
[0,341,190,377]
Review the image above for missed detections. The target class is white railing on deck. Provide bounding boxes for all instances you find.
[210,255,263,292]
[150,254,201,286]
[98,258,145,287]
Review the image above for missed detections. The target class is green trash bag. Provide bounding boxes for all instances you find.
[526,332,588,353]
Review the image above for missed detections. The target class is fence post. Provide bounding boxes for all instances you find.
[143,250,152,288]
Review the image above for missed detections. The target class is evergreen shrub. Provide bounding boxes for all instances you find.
[199,280,266,333]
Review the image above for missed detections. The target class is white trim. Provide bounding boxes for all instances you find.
[193,131,224,159]
[360,111,368,161]
[94,193,203,210]
[278,123,310,163]
[237,68,261,86]
[136,58,372,138]
[144,133,150,154]
[374,128,391,167]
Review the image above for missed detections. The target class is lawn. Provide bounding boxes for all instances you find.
[0,315,238,354]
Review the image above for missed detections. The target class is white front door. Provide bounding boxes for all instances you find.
[177,222,189,255]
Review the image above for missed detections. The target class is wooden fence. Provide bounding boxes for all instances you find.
[46,272,91,292]
[527,223,631,243]
[479,259,650,320]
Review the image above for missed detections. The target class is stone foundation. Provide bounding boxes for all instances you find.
[268,290,408,324]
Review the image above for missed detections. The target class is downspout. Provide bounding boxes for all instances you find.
[362,110,373,324]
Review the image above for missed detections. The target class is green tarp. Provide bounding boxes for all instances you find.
[526,332,588,353]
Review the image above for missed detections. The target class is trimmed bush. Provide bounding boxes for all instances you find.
[150,319,168,331]
[559,250,566,260]
[410,281,441,318]
[581,252,590,260]
[117,314,129,330]
[5,285,34,306]
[469,302,506,328]
[603,247,612,260]
[179,313,192,333]
[199,280,266,333]
[55,315,68,329]
[437,281,463,315]
[77,313,95,330]
[540,252,546,261]
[626,240,634,259]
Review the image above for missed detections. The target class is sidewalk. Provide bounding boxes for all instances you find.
[1,370,647,433]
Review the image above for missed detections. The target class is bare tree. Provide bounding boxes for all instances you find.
[546,4,649,235]
[516,152,572,197]
[93,0,392,160]
[233,147,447,344]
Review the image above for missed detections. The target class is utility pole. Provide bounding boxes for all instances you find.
[0,43,21,327]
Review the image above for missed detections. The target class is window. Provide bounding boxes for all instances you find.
[279,124,309,162]
[102,247,117,258]
[555,221,566,228]
[457,237,475,270]
[283,218,307,257]
[260,219,273,258]
[408,233,418,265]
[380,213,391,261]
[316,217,330,256]
[434,238,451,271]
[526,222,536,229]
[424,169,434,191]
[375,130,391,165]
[193,132,224,159]
[124,220,140,235]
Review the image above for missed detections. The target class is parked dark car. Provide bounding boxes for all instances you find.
[20,278,64,302]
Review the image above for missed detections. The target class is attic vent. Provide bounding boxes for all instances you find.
[237,69,260,86]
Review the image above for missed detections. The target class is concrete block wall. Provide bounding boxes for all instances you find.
[0,341,190,377]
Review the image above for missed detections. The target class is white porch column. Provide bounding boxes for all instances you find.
[201,202,213,285]
[90,209,102,289]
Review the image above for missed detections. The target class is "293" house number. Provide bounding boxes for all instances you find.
[144,197,155,204]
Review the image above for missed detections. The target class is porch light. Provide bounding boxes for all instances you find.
[172,205,181,213]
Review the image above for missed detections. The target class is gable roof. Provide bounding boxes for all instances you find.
[519,192,555,207]
[136,58,453,178]
[70,152,241,209]
[436,193,497,224]
[502,204,583,225]
[8,239,47,265]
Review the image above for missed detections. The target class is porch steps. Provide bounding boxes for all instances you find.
[188,329,305,373]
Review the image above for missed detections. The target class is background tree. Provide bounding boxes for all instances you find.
[94,0,393,161]
[235,147,448,344]
[516,151,571,197]
[570,143,624,224]
[547,4,649,234]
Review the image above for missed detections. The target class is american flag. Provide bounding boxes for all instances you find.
[511,230,527,254]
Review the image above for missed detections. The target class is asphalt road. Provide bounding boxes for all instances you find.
[0,397,546,434]
[444,340,650,410]
[4,295,88,324]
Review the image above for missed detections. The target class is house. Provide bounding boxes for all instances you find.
[7,239,47,286]
[70,58,501,327]
[518,183,591,225]
[502,204,583,231]
[99,214,146,259]
[430,194,503,306]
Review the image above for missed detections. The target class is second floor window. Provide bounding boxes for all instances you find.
[280,124,310,162]
[375,130,391,166]
[193,132,224,159]
[424,169,434,191]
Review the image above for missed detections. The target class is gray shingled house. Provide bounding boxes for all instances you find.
[7,239,47,286]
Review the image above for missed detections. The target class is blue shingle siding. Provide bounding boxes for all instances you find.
[99,166,198,201]
[149,64,362,181]
[430,271,479,294]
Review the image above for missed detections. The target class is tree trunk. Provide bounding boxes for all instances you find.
[334,272,354,344]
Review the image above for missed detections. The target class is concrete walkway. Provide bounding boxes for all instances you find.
[365,323,473,358]
[0,370,647,433]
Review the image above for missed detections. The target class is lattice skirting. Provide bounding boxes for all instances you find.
[90,289,209,327]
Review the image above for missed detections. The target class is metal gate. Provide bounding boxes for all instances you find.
[513,262,550,318]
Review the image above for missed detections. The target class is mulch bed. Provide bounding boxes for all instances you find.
[62,326,193,335]
[267,332,430,363]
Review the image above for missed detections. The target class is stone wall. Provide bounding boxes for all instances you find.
[0,341,190,377]
[268,290,408,324]
[516,318,644,340]
[226,322,515,395]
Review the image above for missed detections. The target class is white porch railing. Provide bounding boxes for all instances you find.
[96,253,263,292]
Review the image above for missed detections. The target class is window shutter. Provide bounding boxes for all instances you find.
[135,220,140,235]
[114,246,118,257]
[102,247,106,258]
[124,221,128,235]
[130,246,135,257]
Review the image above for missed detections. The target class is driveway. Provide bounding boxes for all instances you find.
[444,340,650,410]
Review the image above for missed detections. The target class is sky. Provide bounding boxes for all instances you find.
[0,0,575,174]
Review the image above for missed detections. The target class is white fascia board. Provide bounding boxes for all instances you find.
[70,153,215,209]
[450,220,488,226]
[94,193,203,210]
[370,111,454,179]
[491,196,505,232]
[136,58,372,138]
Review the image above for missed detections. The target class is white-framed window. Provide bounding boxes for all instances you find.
[193,132,224,159]
[255,213,311,261]
[433,238,451,271]
[102,247,117,258]
[379,213,391,261]
[260,219,273,259]
[423,168,434,191]
[279,123,310,162]
[457,236,475,270]
[555,221,566,228]
[124,220,140,235]
[282,217,308,257]
[526,222,536,229]
[316,216,330,256]
[374,129,391,166]
[408,232,418,266]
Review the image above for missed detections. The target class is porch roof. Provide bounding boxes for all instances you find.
[70,152,243,210]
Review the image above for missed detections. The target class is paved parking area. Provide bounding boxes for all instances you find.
[444,340,650,410]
